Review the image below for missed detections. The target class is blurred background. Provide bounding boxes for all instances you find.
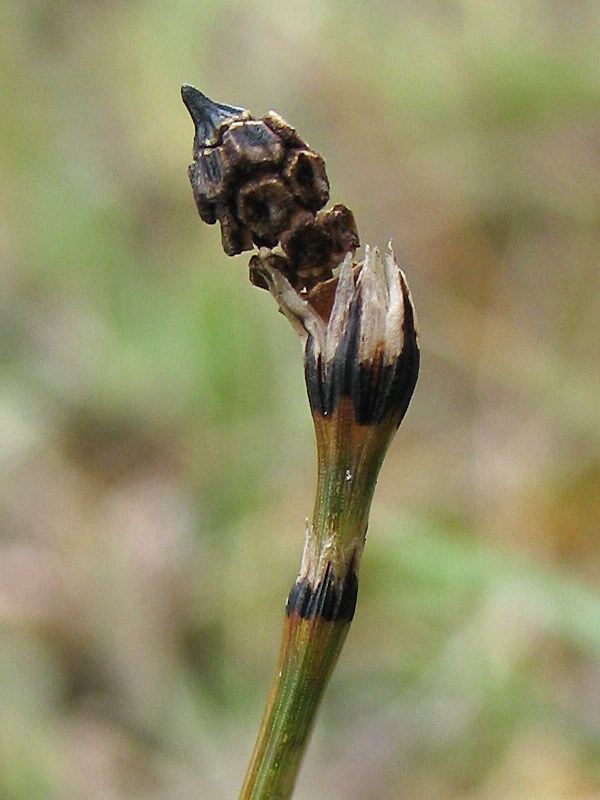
[1,1,599,798]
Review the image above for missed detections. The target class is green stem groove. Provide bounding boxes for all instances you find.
[238,611,350,799]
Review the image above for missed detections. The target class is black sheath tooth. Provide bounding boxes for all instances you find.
[308,562,333,619]
[336,564,359,621]
[332,297,361,404]
[286,578,311,617]
[394,277,420,427]
[286,560,359,622]
[304,337,326,416]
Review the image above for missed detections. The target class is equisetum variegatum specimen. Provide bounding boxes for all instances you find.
[182,84,420,800]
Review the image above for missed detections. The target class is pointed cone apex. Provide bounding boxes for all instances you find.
[181,84,249,148]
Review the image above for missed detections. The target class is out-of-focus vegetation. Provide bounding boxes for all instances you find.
[1,1,599,798]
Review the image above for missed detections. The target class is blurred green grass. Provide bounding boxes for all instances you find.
[1,1,599,798]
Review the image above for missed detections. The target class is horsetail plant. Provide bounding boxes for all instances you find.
[182,85,420,800]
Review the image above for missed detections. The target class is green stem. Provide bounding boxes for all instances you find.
[238,609,351,799]
[239,403,395,799]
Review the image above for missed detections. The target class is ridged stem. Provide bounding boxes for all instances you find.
[238,400,399,799]
[238,608,351,799]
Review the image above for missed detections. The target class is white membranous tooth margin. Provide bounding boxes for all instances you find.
[324,252,354,365]
[256,253,326,345]
[384,247,405,362]
[357,245,387,365]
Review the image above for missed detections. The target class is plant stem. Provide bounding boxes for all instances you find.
[238,604,351,799]
[238,403,396,799]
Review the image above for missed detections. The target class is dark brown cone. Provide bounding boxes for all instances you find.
[183,86,361,290]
